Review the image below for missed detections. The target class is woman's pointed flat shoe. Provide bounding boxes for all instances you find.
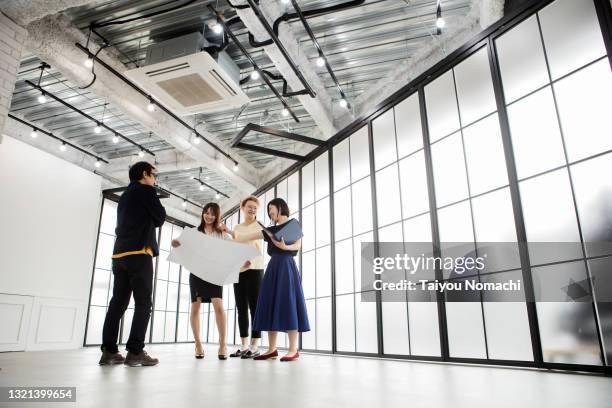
[253,350,278,360]
[280,351,300,362]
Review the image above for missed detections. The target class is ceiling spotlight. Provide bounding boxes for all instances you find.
[205,176,210,181]
[30,129,38,138]
[193,136,201,145]
[212,23,223,34]
[38,93,47,104]
[233,164,239,172]
[182,200,187,208]
[281,0,290,3]
[199,184,205,191]
[250,70,260,80]
[316,56,325,67]
[436,17,445,29]
[281,108,289,117]
[147,100,156,112]
[94,160,101,168]
[94,123,102,134]
[84,58,93,68]
[112,135,119,143]
[138,150,145,158]
[339,98,348,108]
[59,143,67,152]
[215,193,221,200]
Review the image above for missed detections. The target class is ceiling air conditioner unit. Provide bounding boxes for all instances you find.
[125,31,249,116]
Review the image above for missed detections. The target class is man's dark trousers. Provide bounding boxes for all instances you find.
[101,254,153,354]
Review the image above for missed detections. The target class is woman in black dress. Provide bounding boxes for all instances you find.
[171,202,231,360]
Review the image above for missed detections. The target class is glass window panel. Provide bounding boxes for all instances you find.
[302,162,315,208]
[373,109,398,170]
[91,268,111,307]
[454,47,497,126]
[446,302,487,358]
[315,152,330,201]
[302,299,316,349]
[336,294,356,352]
[571,152,612,258]
[277,178,288,202]
[334,187,353,242]
[333,138,351,191]
[160,224,172,251]
[462,114,509,195]
[507,86,566,179]
[85,306,106,345]
[264,188,275,226]
[539,0,607,80]
[121,309,134,344]
[375,163,402,227]
[302,251,316,299]
[209,311,217,343]
[351,177,373,236]
[316,297,332,351]
[168,262,180,282]
[403,213,433,243]
[471,188,521,272]
[177,312,189,342]
[399,151,429,219]
[520,169,582,264]
[431,132,469,207]
[534,261,602,365]
[152,311,165,342]
[95,234,114,271]
[408,301,441,356]
[437,201,475,279]
[167,282,178,312]
[287,172,300,212]
[157,251,170,281]
[154,280,168,311]
[315,197,331,248]
[378,222,403,243]
[350,126,371,182]
[257,194,265,226]
[482,270,533,361]
[334,239,354,295]
[316,246,331,298]
[179,284,190,313]
[395,93,423,158]
[171,225,182,240]
[354,232,374,293]
[201,311,209,342]
[100,200,117,235]
[355,294,378,353]
[554,59,612,163]
[425,70,460,142]
[495,16,549,103]
[164,312,176,342]
[382,302,409,355]
[587,256,612,365]
[301,205,315,252]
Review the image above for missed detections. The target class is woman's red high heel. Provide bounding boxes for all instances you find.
[280,351,300,362]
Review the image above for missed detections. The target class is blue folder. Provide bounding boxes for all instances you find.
[258,219,303,245]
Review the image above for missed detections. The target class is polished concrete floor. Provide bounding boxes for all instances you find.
[0,343,611,408]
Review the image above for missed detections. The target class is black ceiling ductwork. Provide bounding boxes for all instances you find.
[289,0,351,108]
[239,69,311,98]
[208,5,301,123]
[9,114,110,164]
[230,122,324,161]
[227,0,316,98]
[23,76,156,156]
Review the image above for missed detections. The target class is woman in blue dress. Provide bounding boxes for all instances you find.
[232,198,309,362]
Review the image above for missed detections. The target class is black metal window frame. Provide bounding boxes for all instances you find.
[220,0,612,375]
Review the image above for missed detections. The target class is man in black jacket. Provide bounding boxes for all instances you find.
[99,161,166,367]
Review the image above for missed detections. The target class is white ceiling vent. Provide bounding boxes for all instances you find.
[125,51,249,116]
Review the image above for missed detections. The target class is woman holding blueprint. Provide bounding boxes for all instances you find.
[234,198,310,362]
[171,202,231,360]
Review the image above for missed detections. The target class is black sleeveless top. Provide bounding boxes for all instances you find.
[261,219,300,257]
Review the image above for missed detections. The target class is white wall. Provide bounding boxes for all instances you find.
[0,135,102,351]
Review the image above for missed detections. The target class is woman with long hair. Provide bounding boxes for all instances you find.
[233,198,309,362]
[171,202,231,360]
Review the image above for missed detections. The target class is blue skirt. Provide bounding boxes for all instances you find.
[252,254,310,333]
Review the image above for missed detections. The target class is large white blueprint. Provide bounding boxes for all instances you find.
[167,228,260,286]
